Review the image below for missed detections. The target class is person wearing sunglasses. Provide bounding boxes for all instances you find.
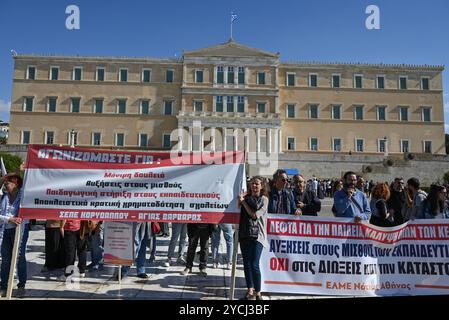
[268,169,301,215]
[292,174,321,216]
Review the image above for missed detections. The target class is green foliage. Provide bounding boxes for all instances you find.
[444,171,449,184]
[0,152,23,176]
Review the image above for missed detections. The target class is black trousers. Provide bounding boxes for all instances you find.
[64,230,87,275]
[45,227,65,269]
[186,224,210,269]
[160,222,169,234]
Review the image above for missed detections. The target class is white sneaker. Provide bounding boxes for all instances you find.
[227,263,232,270]
[79,273,86,278]
[213,263,219,269]
[163,259,171,267]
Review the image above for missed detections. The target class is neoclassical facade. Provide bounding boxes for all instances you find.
[9,40,446,168]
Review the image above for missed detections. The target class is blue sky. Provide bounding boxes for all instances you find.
[0,0,448,132]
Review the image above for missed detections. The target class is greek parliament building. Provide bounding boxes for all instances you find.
[7,39,448,182]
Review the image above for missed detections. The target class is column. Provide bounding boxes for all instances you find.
[199,125,204,152]
[233,128,238,151]
[210,127,216,152]
[256,128,261,153]
[222,127,227,152]
[278,129,283,153]
[267,128,272,154]
[177,126,183,151]
[244,128,250,153]
[188,126,193,152]
[274,128,279,154]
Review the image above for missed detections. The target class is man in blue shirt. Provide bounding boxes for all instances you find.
[333,171,371,222]
[268,169,301,215]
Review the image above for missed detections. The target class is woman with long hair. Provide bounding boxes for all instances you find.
[238,176,269,300]
[369,183,394,227]
[416,184,447,219]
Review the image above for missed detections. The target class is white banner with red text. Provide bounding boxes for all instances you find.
[261,214,449,296]
[19,145,246,224]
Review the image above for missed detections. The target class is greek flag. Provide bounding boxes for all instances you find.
[231,13,237,22]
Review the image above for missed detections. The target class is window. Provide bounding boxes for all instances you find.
[423,141,432,154]
[287,137,295,151]
[73,67,82,81]
[399,76,407,90]
[257,102,266,113]
[195,70,204,83]
[141,100,150,114]
[164,100,173,115]
[226,96,234,112]
[354,75,363,88]
[216,96,223,112]
[401,140,410,153]
[48,97,57,112]
[356,139,364,152]
[71,98,81,113]
[142,69,151,83]
[115,133,125,147]
[50,67,59,80]
[333,138,342,152]
[332,74,340,88]
[139,134,148,148]
[237,96,245,113]
[257,72,266,85]
[421,77,430,90]
[309,74,318,87]
[45,131,54,145]
[217,66,224,84]
[287,104,295,118]
[194,101,203,112]
[309,104,319,119]
[166,69,174,83]
[94,99,103,114]
[96,68,105,81]
[332,105,341,120]
[399,106,409,121]
[422,107,431,122]
[119,68,128,82]
[310,138,318,151]
[163,133,171,148]
[117,99,126,114]
[238,67,245,84]
[354,106,364,120]
[377,75,385,89]
[378,139,387,153]
[287,73,295,87]
[22,131,31,144]
[377,106,386,121]
[24,97,33,112]
[27,66,36,80]
[92,132,101,146]
[227,67,234,84]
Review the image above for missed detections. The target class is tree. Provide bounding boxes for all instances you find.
[0,152,23,175]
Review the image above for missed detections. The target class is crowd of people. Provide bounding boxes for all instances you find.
[0,168,448,300]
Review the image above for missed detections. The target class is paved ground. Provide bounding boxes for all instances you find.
[1,198,343,300]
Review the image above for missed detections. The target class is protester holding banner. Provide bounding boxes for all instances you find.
[60,219,87,279]
[292,174,321,216]
[238,176,269,301]
[164,222,187,267]
[0,174,28,298]
[268,169,300,215]
[416,184,447,219]
[369,183,395,227]
[406,177,428,221]
[333,171,371,222]
[42,220,65,272]
[211,223,234,269]
[118,222,151,279]
[182,223,214,276]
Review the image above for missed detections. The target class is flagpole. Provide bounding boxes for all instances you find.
[230,16,233,39]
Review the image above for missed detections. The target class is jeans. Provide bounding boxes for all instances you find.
[121,223,149,276]
[211,224,234,264]
[1,225,30,290]
[240,239,263,293]
[167,223,187,259]
[64,230,87,275]
[89,223,104,266]
[186,224,210,269]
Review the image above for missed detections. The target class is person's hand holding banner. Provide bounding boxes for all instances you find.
[8,217,22,225]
